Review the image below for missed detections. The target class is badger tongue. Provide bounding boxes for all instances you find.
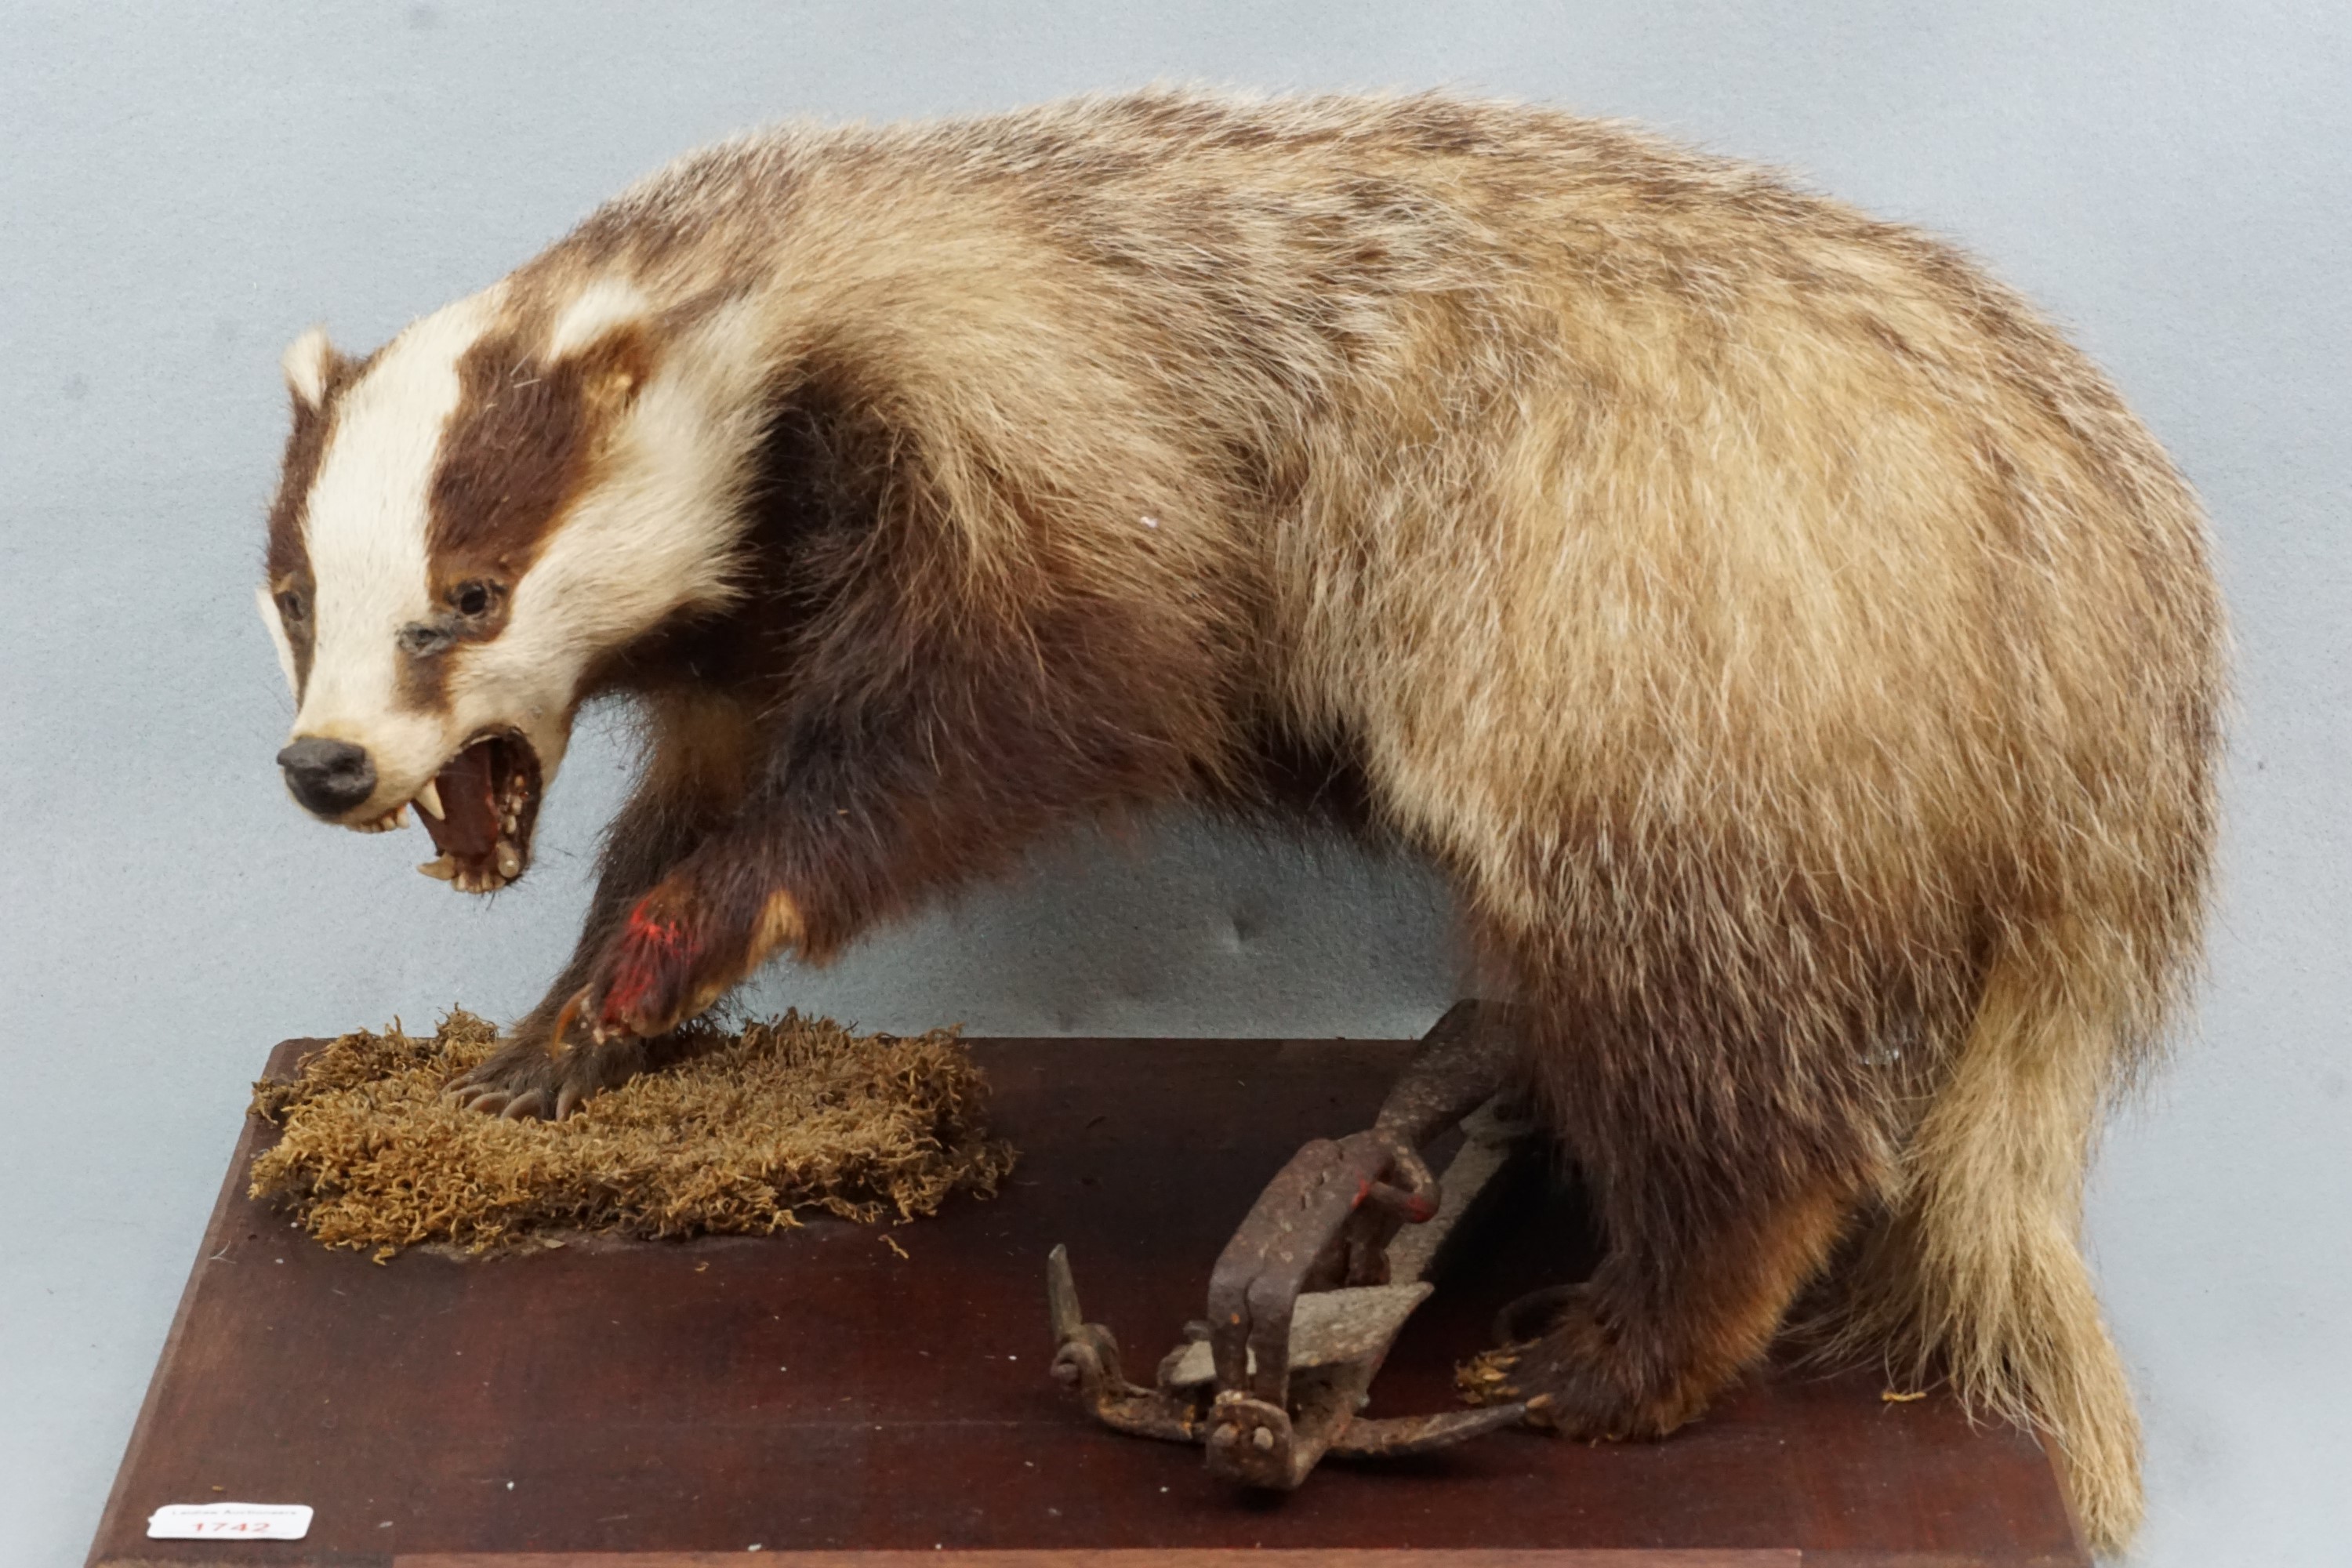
[417,740,501,864]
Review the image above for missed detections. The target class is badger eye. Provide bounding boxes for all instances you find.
[274,590,307,623]
[451,579,499,619]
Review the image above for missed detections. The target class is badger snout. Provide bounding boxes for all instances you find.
[277,735,377,818]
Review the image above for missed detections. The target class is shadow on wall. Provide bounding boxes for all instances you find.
[728,811,1469,1040]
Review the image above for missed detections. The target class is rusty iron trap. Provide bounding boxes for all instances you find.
[1047,1001,1535,1489]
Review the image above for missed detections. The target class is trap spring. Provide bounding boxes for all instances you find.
[1047,1000,1533,1488]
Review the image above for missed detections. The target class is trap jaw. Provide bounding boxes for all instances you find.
[1047,1000,1534,1489]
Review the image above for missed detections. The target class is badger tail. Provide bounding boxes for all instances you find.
[1821,926,2161,1555]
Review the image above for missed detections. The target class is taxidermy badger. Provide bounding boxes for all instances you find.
[259,90,2221,1552]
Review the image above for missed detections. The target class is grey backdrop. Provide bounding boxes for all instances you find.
[3,3,2345,1564]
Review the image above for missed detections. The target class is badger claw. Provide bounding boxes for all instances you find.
[442,1025,652,1121]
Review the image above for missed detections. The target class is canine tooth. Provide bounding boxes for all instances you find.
[415,779,445,819]
[495,841,522,879]
[418,856,458,880]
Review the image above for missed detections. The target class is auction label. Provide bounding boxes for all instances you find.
[147,1502,314,1540]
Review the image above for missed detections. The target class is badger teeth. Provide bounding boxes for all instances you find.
[414,779,445,820]
[420,851,523,894]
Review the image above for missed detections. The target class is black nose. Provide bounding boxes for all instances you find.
[277,736,377,817]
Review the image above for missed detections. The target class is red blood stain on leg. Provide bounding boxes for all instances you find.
[601,898,701,1033]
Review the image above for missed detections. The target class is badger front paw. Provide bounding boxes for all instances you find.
[1457,1283,1713,1441]
[442,1027,649,1121]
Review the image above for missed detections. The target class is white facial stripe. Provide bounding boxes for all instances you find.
[292,288,504,795]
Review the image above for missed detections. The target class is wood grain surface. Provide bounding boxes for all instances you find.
[86,1036,2086,1567]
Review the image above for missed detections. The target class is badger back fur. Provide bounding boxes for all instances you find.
[262,91,2223,1551]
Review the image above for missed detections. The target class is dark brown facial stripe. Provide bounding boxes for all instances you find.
[406,318,655,711]
[428,320,655,575]
[264,347,363,696]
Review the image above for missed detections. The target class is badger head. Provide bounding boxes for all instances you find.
[260,279,762,892]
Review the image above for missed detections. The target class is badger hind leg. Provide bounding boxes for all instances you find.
[1460,1018,1880,1439]
[1441,880,1902,1439]
[1467,1185,1869,1439]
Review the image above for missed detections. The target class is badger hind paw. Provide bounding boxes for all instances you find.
[1456,1283,1711,1441]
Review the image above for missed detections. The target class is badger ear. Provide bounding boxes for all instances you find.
[549,279,652,360]
[547,279,659,408]
[281,325,342,412]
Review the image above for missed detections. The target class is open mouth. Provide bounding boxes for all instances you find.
[409,730,544,895]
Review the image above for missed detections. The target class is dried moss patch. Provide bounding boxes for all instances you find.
[249,1011,1014,1256]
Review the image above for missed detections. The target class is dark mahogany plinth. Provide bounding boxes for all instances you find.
[88,1036,2085,1567]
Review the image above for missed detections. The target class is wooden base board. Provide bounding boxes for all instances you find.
[88,1036,2086,1567]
